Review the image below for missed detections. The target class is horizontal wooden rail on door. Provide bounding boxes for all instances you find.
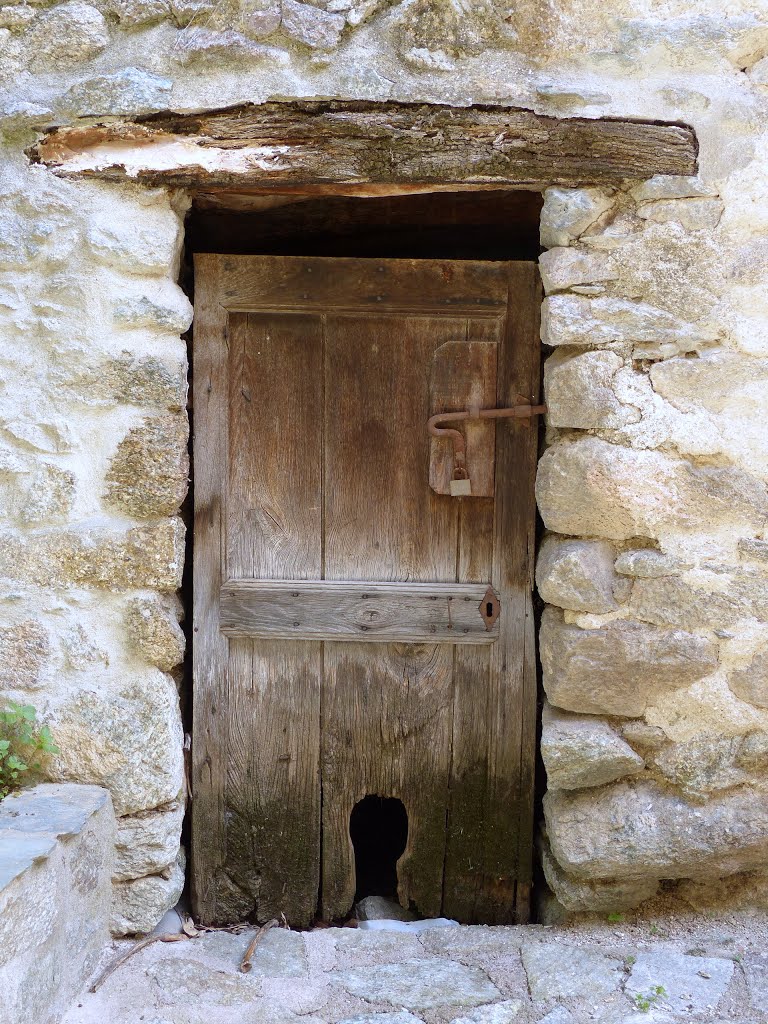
[219,580,501,643]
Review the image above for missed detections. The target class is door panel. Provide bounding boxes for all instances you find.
[192,255,540,927]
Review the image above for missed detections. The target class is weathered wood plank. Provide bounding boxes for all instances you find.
[35,101,698,190]
[190,254,232,924]
[220,580,500,643]
[210,254,508,317]
[485,262,540,924]
[321,309,458,920]
[224,309,323,928]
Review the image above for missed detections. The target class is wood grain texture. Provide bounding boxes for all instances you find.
[190,254,231,923]
[220,580,500,643]
[212,254,508,316]
[193,254,539,927]
[37,101,698,190]
[321,310,458,920]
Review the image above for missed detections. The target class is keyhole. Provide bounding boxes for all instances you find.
[486,601,494,618]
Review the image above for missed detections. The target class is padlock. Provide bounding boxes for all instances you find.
[449,477,472,496]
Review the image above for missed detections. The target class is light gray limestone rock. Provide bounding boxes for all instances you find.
[536,536,619,613]
[62,68,172,115]
[737,730,768,770]
[521,940,622,999]
[739,538,768,563]
[630,573,768,633]
[545,781,768,881]
[637,197,724,231]
[626,950,733,1012]
[173,26,276,61]
[111,848,185,935]
[113,293,193,333]
[630,175,715,203]
[540,608,717,717]
[743,956,768,1014]
[536,437,768,541]
[281,0,345,48]
[541,703,644,790]
[615,549,683,578]
[86,206,182,276]
[28,1,109,67]
[540,188,615,248]
[541,294,713,351]
[48,671,184,816]
[107,0,171,26]
[356,894,414,921]
[114,798,184,881]
[146,951,262,1003]
[728,647,768,708]
[194,926,308,975]
[540,835,658,912]
[0,784,114,1024]
[544,349,632,430]
[335,958,499,1009]
[448,1002,523,1024]
[650,735,746,796]
[340,1015,423,1024]
[538,246,618,293]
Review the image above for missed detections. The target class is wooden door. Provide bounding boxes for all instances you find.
[192,255,540,928]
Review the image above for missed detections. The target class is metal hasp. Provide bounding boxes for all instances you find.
[428,395,547,496]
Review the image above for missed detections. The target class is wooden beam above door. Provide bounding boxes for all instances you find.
[33,101,697,191]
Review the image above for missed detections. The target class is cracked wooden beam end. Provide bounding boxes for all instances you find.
[31,101,698,191]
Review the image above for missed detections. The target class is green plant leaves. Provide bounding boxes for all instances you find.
[0,702,58,800]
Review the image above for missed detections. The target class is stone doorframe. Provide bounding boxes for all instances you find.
[36,101,761,921]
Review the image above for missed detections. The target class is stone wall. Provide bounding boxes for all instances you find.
[0,0,767,927]
[0,784,114,1023]
[536,177,768,912]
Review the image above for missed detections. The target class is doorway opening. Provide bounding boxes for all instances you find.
[183,186,544,927]
[350,795,409,903]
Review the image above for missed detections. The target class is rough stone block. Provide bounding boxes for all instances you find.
[521,940,622,1000]
[86,205,182,276]
[0,784,114,1024]
[63,68,172,115]
[107,0,170,27]
[536,535,619,613]
[540,187,615,248]
[651,735,746,796]
[536,437,768,541]
[0,519,185,591]
[60,354,187,411]
[282,0,345,48]
[113,288,193,333]
[335,958,500,1009]
[114,798,184,881]
[626,951,733,1013]
[630,175,715,203]
[544,349,632,430]
[111,847,185,935]
[0,619,50,688]
[541,294,711,351]
[637,197,724,231]
[545,780,768,881]
[105,415,189,518]
[28,1,109,68]
[540,607,718,718]
[541,703,644,790]
[173,26,275,62]
[630,573,768,632]
[126,594,185,671]
[48,671,184,815]
[539,835,658,913]
[728,647,768,708]
[615,549,683,578]
[538,246,618,293]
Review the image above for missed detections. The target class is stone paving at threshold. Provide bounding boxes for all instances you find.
[62,905,768,1024]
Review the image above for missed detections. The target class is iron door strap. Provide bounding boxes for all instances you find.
[428,396,546,496]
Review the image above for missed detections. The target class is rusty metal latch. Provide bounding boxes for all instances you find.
[428,395,547,496]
